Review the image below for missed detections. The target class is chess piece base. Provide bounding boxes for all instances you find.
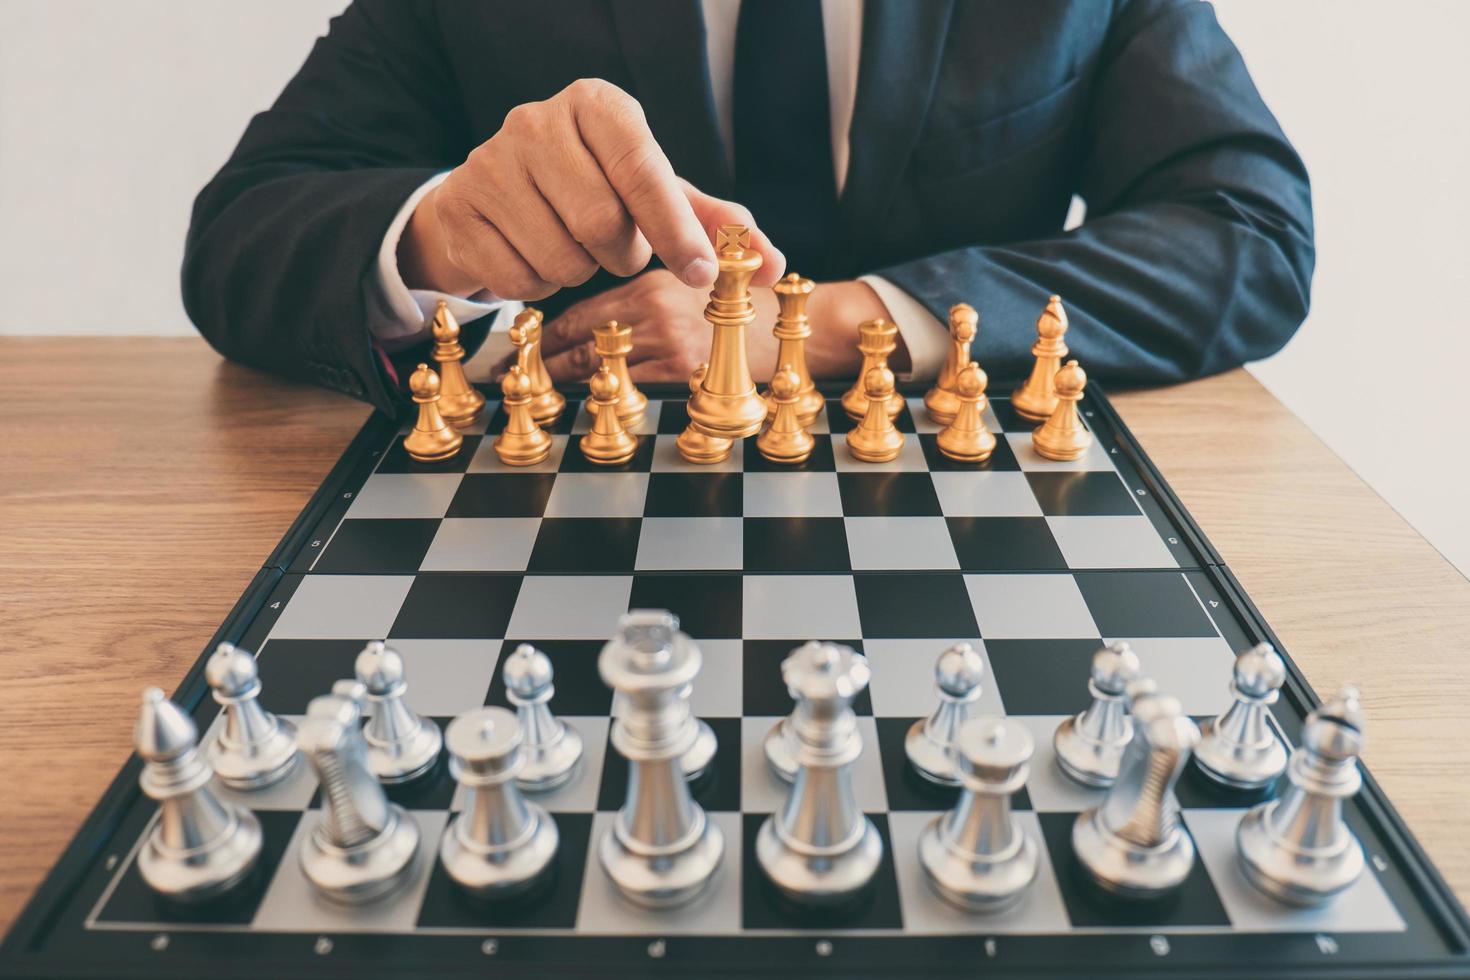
[905,717,961,787]
[599,810,725,908]
[936,429,996,463]
[755,813,882,905]
[139,807,263,902]
[846,429,905,464]
[365,718,443,786]
[1072,806,1194,899]
[494,430,553,467]
[518,723,584,792]
[440,801,559,898]
[676,427,733,464]
[300,803,421,905]
[918,813,1038,912]
[439,394,485,430]
[404,427,463,463]
[529,391,566,428]
[1194,720,1288,791]
[1032,426,1092,462]
[767,390,825,429]
[580,432,638,466]
[1236,802,1363,906]
[207,718,300,792]
[1053,715,1130,790]
[763,717,798,782]
[923,388,959,426]
[756,429,815,466]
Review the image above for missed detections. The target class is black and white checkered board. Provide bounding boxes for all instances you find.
[3,383,1466,980]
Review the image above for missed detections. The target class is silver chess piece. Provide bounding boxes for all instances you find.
[598,610,725,908]
[203,642,299,791]
[1072,687,1200,899]
[1237,685,1367,906]
[763,638,843,783]
[1053,642,1141,788]
[356,641,443,784]
[503,644,584,791]
[440,707,559,897]
[135,688,263,902]
[297,688,421,904]
[756,642,883,905]
[919,716,1039,912]
[905,642,986,786]
[1194,642,1289,790]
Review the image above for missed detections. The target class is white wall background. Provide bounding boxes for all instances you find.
[1,0,1466,576]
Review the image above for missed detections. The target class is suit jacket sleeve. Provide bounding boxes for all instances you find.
[878,0,1315,385]
[182,1,482,415]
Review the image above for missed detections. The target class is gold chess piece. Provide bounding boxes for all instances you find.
[686,225,768,441]
[430,300,486,428]
[841,318,903,421]
[580,365,638,465]
[1032,359,1093,461]
[845,366,905,463]
[510,307,566,426]
[403,363,464,463]
[493,365,553,467]
[677,363,734,464]
[924,303,978,425]
[936,362,997,462]
[1012,295,1070,422]
[593,319,647,429]
[756,363,815,465]
[763,273,823,427]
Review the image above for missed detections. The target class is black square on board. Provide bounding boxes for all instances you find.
[947,517,1068,572]
[596,717,742,813]
[559,435,655,473]
[1074,571,1217,637]
[854,573,978,638]
[740,813,903,930]
[528,518,641,573]
[742,640,871,716]
[447,473,556,518]
[657,399,693,434]
[837,473,942,516]
[1025,472,1138,517]
[988,397,1032,433]
[919,433,1021,473]
[390,573,522,638]
[629,574,742,639]
[873,717,1034,813]
[643,472,743,517]
[377,436,483,474]
[488,640,613,715]
[314,518,440,575]
[743,517,852,573]
[983,639,1110,716]
[743,435,837,473]
[256,639,367,715]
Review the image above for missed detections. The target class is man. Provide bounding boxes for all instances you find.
[183,0,1313,416]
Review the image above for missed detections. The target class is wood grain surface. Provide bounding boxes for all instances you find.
[1,337,1467,935]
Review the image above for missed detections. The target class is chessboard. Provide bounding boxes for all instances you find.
[2,382,1467,980]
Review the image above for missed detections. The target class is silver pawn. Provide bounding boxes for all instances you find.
[1237,686,1367,906]
[134,688,262,902]
[1195,642,1288,789]
[503,644,584,791]
[905,643,986,786]
[1053,642,1141,788]
[1072,688,1200,899]
[204,642,299,791]
[298,688,421,904]
[919,716,1039,912]
[356,641,443,784]
[598,610,724,908]
[440,707,559,897]
[756,642,883,905]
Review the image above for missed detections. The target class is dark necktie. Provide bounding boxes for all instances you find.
[732,0,839,279]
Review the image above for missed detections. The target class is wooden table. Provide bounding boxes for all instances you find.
[2,336,1468,933]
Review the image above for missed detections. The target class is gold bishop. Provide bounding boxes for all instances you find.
[1012,295,1070,422]
[430,300,485,428]
[403,363,463,463]
[924,303,978,425]
[1032,360,1094,461]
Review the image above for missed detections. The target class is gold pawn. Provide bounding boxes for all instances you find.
[403,363,464,463]
[845,366,905,463]
[592,319,647,430]
[841,318,903,421]
[763,273,824,427]
[1012,295,1070,422]
[687,224,768,440]
[936,362,997,462]
[493,366,553,467]
[924,303,978,425]
[580,365,638,466]
[756,363,815,465]
[510,307,566,426]
[430,300,486,428]
[677,364,735,464]
[1032,359,1094,461]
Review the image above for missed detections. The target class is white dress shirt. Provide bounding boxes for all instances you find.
[370,0,949,377]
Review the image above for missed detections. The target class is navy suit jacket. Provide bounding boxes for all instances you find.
[183,0,1314,415]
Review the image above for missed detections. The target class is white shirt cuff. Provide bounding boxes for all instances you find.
[369,172,513,349]
[858,275,949,381]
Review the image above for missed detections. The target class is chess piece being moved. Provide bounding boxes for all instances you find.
[686,225,768,441]
[403,363,463,463]
[1194,642,1289,790]
[764,273,824,426]
[677,363,734,464]
[756,364,815,465]
[919,716,1039,911]
[1236,686,1367,906]
[593,320,647,429]
[135,688,263,901]
[430,300,486,428]
[846,366,905,463]
[580,365,639,465]
[924,303,979,425]
[841,318,902,421]
[1032,360,1093,461]
[494,366,553,467]
[1053,642,1141,788]
[356,642,443,784]
[936,362,996,463]
[204,642,299,791]
[906,643,986,786]
[511,308,566,426]
[503,644,583,791]
[1011,296,1070,422]
[440,707,560,897]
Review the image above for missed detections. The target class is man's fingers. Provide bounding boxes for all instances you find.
[538,283,635,359]
[681,180,786,286]
[530,127,653,278]
[541,339,602,383]
[436,195,556,301]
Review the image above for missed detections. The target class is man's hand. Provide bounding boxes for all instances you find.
[397,78,784,301]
